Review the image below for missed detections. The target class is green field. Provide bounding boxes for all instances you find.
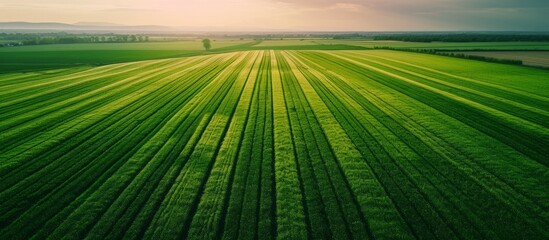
[336,40,549,50]
[255,39,549,50]
[257,39,549,50]
[4,39,549,73]
[0,40,250,52]
[1,49,548,239]
[0,40,256,72]
[255,39,322,46]
[441,51,549,68]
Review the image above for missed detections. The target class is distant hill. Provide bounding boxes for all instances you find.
[0,22,286,33]
[0,22,174,33]
[74,22,125,27]
[0,22,77,30]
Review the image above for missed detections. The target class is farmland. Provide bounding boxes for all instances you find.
[441,51,549,68]
[4,38,549,73]
[0,40,257,72]
[338,40,549,50]
[249,39,549,51]
[255,39,321,46]
[1,49,548,239]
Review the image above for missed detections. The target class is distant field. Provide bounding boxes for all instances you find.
[442,51,549,68]
[4,39,549,72]
[251,39,368,50]
[0,40,256,72]
[335,40,549,50]
[1,50,547,239]
[255,39,320,46]
[0,40,251,52]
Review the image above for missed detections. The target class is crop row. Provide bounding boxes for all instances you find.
[292,50,548,239]
[1,50,547,239]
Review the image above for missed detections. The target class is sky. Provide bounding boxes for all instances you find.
[0,0,548,31]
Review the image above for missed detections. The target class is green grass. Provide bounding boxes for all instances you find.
[251,44,367,51]
[0,50,548,239]
[255,40,321,46]
[328,40,549,50]
[257,39,549,50]
[0,40,256,72]
[440,51,549,68]
[0,40,253,52]
[3,39,547,73]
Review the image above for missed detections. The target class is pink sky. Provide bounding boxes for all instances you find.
[1,0,547,31]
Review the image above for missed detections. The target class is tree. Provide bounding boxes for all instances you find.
[202,38,211,50]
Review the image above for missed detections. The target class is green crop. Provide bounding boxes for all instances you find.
[1,49,548,239]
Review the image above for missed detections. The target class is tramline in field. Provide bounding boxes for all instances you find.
[0,50,548,239]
